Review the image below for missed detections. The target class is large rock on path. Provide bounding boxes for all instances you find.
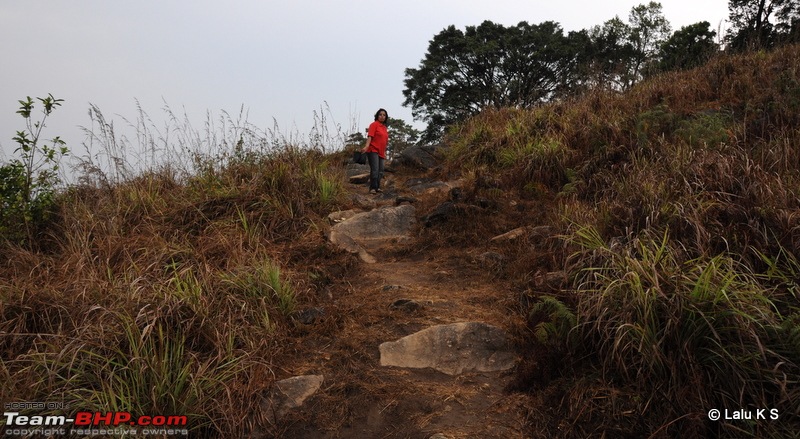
[394,144,446,170]
[329,205,416,263]
[379,322,517,375]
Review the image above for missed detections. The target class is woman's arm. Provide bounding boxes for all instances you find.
[362,136,372,152]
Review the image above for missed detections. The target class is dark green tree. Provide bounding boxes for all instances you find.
[628,2,672,79]
[345,131,366,149]
[585,3,671,90]
[775,0,800,40]
[726,0,800,49]
[586,17,637,90]
[403,20,582,141]
[654,22,719,73]
[505,22,589,103]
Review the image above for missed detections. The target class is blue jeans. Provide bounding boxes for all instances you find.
[367,152,384,190]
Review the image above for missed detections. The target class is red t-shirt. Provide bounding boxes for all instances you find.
[366,121,388,159]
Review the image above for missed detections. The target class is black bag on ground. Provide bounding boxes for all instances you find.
[353,151,366,165]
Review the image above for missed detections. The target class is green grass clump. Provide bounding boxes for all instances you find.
[222,258,296,315]
[570,227,797,412]
[63,313,241,429]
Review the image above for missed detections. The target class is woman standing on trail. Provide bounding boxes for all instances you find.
[361,108,389,194]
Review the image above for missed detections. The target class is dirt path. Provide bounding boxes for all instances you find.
[276,171,529,438]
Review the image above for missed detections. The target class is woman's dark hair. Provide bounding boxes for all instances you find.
[374,108,389,124]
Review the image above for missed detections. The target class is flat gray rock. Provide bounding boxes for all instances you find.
[328,228,377,263]
[274,375,324,412]
[333,204,416,241]
[328,205,416,262]
[379,322,516,375]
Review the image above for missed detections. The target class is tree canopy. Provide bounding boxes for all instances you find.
[403,20,584,142]
[727,0,800,49]
[655,22,718,72]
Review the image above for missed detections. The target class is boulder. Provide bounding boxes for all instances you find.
[407,180,450,194]
[474,252,505,267]
[405,178,464,198]
[395,196,418,206]
[379,322,516,375]
[292,307,325,325]
[328,205,416,262]
[421,202,457,227]
[394,144,445,170]
[346,163,371,177]
[332,204,416,244]
[421,202,482,227]
[276,375,323,410]
[328,228,377,263]
[327,209,359,224]
[264,374,324,421]
[350,193,378,210]
[534,271,569,291]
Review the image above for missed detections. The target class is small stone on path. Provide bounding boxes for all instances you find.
[389,298,422,312]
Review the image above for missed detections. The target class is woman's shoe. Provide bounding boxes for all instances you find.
[375,188,383,193]
[369,189,377,194]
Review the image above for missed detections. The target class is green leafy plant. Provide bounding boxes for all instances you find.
[0,94,68,243]
[528,295,577,349]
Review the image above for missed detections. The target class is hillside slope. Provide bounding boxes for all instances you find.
[2,45,800,438]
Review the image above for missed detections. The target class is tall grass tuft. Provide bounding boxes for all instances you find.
[563,227,799,435]
[222,258,296,316]
[81,313,240,428]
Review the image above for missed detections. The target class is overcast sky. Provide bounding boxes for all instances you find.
[0,0,730,168]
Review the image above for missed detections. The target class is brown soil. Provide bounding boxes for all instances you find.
[272,168,531,438]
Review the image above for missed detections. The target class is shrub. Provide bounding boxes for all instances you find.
[0,95,68,244]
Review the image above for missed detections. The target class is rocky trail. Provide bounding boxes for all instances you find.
[264,153,531,438]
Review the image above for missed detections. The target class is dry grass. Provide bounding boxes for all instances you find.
[3,43,800,438]
[440,44,800,438]
[0,140,354,437]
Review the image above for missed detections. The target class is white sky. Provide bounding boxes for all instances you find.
[0,0,730,167]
